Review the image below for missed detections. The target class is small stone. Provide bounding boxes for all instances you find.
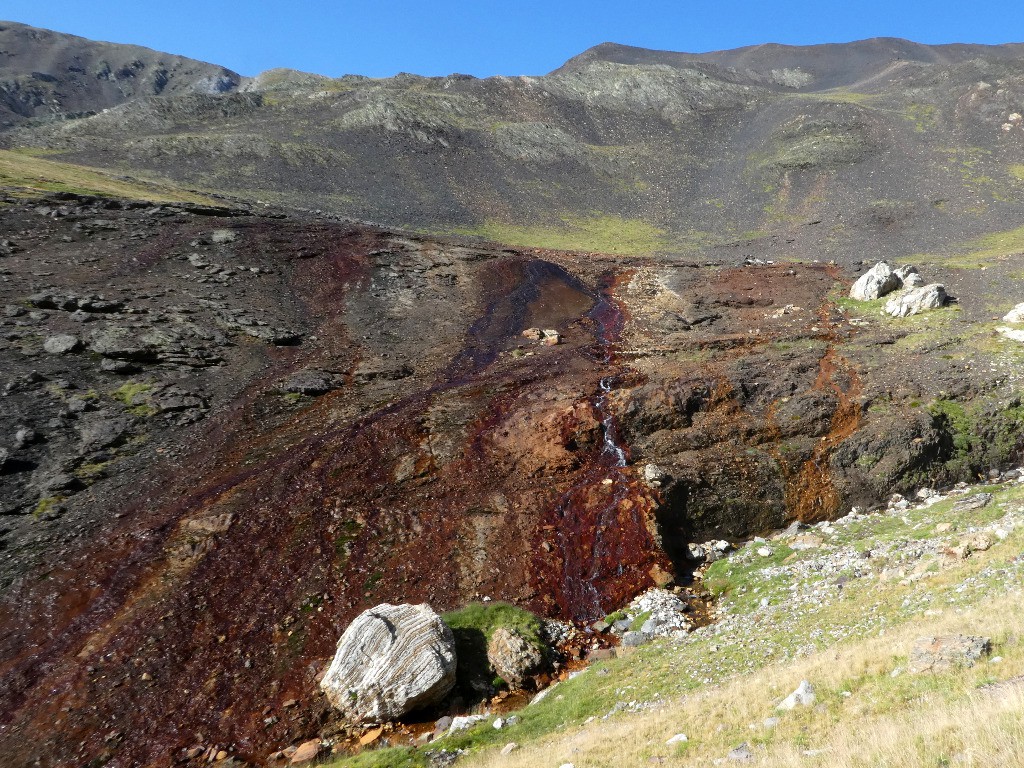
[100,358,142,374]
[960,531,996,552]
[728,743,755,762]
[447,715,487,733]
[211,229,238,244]
[790,534,823,550]
[757,547,773,557]
[643,463,668,486]
[541,329,560,345]
[666,733,688,744]
[529,683,556,705]
[215,751,228,761]
[621,631,650,647]
[850,262,900,301]
[500,743,518,755]
[359,726,383,746]
[487,626,545,689]
[953,493,993,512]
[777,680,815,710]
[289,739,321,765]
[43,334,81,355]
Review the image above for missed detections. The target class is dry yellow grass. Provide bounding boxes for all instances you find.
[0,148,219,204]
[467,589,1024,768]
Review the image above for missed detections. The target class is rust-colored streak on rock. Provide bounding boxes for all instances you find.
[0,230,654,766]
[785,346,863,523]
[531,270,671,621]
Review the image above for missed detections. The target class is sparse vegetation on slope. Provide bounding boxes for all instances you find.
[452,215,670,255]
[0,148,219,203]
[332,479,1024,767]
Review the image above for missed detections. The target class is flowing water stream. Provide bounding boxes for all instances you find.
[542,273,665,621]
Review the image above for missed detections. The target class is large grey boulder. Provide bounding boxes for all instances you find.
[850,262,900,301]
[487,627,544,689]
[320,603,457,723]
[884,283,947,317]
[909,635,990,673]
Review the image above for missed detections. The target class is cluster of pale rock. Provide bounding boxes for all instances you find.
[522,327,561,345]
[318,603,545,724]
[851,261,1024,342]
[848,261,946,317]
[996,302,1024,341]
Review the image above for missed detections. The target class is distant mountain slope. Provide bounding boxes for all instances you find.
[2,24,1024,267]
[0,20,241,128]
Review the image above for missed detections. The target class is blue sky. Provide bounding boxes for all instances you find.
[5,1,1024,78]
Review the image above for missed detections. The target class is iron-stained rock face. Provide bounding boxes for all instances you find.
[320,603,457,723]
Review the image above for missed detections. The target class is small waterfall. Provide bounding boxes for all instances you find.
[538,271,662,621]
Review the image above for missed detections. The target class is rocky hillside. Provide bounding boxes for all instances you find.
[0,21,241,129]
[3,28,1024,268]
[2,23,1024,768]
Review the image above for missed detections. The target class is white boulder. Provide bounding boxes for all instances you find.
[777,680,816,710]
[1003,303,1024,323]
[320,603,457,723]
[850,262,900,301]
[884,283,947,317]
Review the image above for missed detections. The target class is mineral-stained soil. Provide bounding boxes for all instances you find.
[0,191,1023,766]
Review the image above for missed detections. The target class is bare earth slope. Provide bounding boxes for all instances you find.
[1,25,1024,767]
[2,188,1024,766]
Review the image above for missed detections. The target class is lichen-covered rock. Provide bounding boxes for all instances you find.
[884,283,947,317]
[486,627,544,689]
[850,261,900,300]
[909,635,990,673]
[320,603,456,723]
[43,334,81,355]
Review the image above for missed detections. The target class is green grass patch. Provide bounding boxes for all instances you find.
[109,381,158,416]
[904,103,937,132]
[0,149,219,203]
[31,496,63,519]
[451,214,670,255]
[442,602,544,648]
